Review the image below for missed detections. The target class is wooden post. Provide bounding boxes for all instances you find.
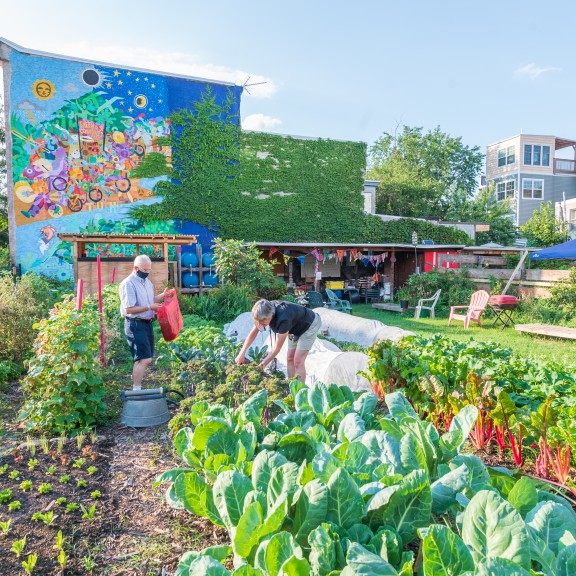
[76,279,84,310]
[390,250,396,301]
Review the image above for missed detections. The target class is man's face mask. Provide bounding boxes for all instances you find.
[136,269,149,280]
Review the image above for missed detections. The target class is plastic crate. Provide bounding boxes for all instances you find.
[325,281,344,289]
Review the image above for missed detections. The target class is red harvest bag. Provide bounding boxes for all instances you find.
[156,290,183,342]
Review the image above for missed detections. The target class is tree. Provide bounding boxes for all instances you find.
[446,184,517,245]
[367,125,484,218]
[520,201,568,247]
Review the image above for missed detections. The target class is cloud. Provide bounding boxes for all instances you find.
[242,113,283,131]
[515,63,561,80]
[34,41,277,98]
[62,82,79,92]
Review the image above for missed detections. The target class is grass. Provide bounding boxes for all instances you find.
[352,303,576,367]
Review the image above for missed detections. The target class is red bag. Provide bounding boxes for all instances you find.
[156,290,183,342]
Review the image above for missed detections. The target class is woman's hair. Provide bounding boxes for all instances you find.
[252,299,275,321]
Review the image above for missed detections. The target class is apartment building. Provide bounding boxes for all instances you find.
[485,134,576,225]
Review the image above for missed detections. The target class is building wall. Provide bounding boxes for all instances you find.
[1,41,241,279]
[486,134,576,225]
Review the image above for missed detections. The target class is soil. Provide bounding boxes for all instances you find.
[0,396,227,576]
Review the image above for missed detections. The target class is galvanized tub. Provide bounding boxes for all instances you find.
[120,388,170,427]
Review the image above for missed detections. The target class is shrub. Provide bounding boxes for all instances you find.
[396,269,476,311]
[189,284,254,324]
[0,273,64,364]
[18,296,107,434]
[0,360,23,391]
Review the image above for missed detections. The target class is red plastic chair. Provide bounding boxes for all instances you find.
[448,290,490,329]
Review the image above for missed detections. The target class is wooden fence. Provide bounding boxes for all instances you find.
[437,254,571,297]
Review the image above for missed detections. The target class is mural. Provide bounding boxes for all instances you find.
[4,44,241,278]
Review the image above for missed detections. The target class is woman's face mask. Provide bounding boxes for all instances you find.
[256,322,266,333]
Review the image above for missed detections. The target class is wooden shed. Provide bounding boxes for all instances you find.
[58,233,197,294]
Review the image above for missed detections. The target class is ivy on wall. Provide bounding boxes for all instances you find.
[133,90,471,246]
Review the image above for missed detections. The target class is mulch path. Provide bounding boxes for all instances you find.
[0,399,227,576]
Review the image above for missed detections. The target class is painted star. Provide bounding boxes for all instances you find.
[149,107,153,111]
[106,82,112,88]
[158,99,163,103]
[144,77,148,81]
[128,106,133,112]
[127,71,132,76]
[151,83,156,89]
[128,90,132,95]
[113,70,120,77]
[136,77,140,82]
[118,80,123,85]
[120,101,124,105]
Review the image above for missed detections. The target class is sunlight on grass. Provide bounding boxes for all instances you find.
[353,304,576,368]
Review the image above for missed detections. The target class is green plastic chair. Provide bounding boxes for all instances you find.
[306,291,326,309]
[325,289,352,314]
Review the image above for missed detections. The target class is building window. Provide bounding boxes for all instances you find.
[497,146,515,167]
[496,180,515,201]
[522,179,543,199]
[523,144,550,166]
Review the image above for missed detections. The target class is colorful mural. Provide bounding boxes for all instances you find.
[3,42,241,278]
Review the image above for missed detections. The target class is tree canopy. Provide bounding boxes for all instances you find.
[520,201,568,247]
[367,125,484,218]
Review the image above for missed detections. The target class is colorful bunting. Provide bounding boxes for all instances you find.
[336,250,346,262]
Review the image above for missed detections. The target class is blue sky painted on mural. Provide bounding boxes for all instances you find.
[3,0,576,153]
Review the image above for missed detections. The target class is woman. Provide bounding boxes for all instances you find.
[235,298,321,383]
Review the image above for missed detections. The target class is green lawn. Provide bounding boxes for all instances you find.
[352,303,576,368]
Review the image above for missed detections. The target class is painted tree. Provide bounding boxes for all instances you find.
[367,125,484,218]
[520,201,568,247]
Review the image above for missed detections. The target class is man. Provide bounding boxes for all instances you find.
[235,299,321,383]
[119,255,168,389]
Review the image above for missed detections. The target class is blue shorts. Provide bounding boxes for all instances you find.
[124,318,154,361]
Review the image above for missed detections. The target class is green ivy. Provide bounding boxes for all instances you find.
[132,89,471,246]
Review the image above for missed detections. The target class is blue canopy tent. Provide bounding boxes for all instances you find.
[530,238,576,260]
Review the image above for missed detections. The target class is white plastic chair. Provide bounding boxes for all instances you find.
[414,289,442,319]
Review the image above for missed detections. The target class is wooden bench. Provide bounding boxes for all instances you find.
[515,323,576,340]
[372,303,406,313]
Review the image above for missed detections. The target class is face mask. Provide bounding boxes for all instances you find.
[256,323,266,333]
[136,270,149,280]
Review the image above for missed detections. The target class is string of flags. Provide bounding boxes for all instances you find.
[266,248,390,267]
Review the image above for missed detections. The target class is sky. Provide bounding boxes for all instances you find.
[2,0,576,162]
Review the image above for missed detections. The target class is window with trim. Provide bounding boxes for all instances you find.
[523,144,550,166]
[497,146,515,167]
[522,179,543,199]
[496,180,515,201]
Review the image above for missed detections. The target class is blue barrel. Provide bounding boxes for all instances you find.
[335,290,343,299]
[202,252,216,267]
[202,272,218,287]
[181,251,199,268]
[182,272,199,287]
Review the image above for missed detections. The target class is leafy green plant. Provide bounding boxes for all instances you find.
[39,435,49,454]
[57,434,66,452]
[55,497,67,506]
[45,465,56,475]
[8,500,21,512]
[38,482,52,494]
[22,552,37,574]
[0,519,12,534]
[53,529,65,550]
[27,459,38,471]
[25,436,36,456]
[90,490,102,499]
[87,465,97,475]
[76,431,85,450]
[0,463,8,475]
[0,488,12,503]
[59,474,70,484]
[11,535,26,557]
[65,503,78,513]
[18,296,107,434]
[57,549,68,570]
[81,503,97,520]
[76,479,87,488]
[72,457,86,469]
[8,470,19,480]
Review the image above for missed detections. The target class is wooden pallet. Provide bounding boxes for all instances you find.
[372,303,405,313]
[515,323,576,340]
